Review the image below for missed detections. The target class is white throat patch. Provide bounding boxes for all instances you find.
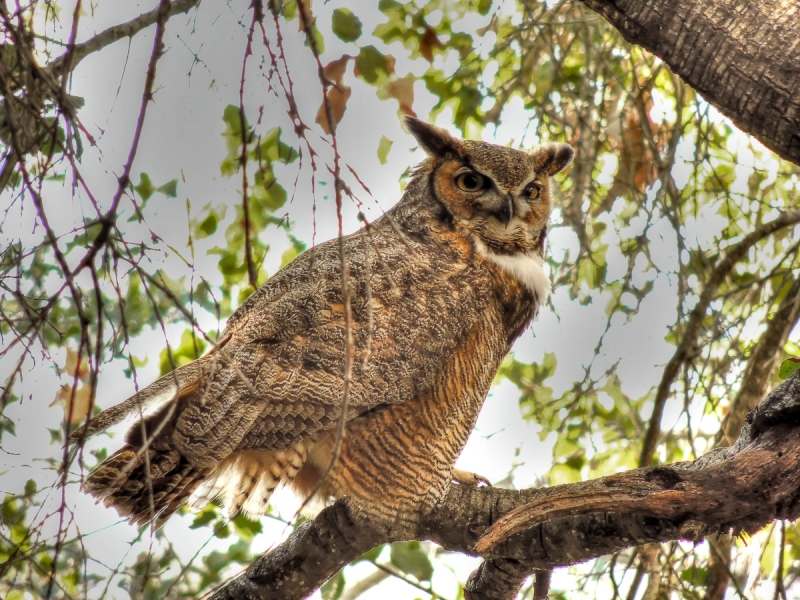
[477,241,551,302]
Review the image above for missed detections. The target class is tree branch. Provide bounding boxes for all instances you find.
[211,371,800,600]
[47,0,200,77]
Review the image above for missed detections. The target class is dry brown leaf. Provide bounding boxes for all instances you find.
[595,89,661,215]
[51,383,93,424]
[65,347,89,380]
[419,27,443,63]
[385,75,416,117]
[325,55,351,85]
[316,85,352,135]
[297,0,315,32]
[385,55,396,76]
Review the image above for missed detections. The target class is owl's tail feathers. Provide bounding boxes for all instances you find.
[70,356,210,443]
[83,440,209,528]
[189,444,311,520]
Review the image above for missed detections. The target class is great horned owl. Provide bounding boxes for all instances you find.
[77,118,573,527]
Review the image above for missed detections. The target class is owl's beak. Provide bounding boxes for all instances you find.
[493,195,514,228]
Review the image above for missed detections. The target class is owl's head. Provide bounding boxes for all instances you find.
[405,117,573,258]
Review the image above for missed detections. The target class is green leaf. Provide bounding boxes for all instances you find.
[0,413,16,439]
[550,463,582,485]
[355,545,384,563]
[282,0,296,21]
[389,541,433,582]
[198,214,218,238]
[356,46,390,84]
[779,358,800,380]
[377,135,393,165]
[91,447,108,464]
[134,172,155,202]
[305,22,326,54]
[232,514,263,540]
[331,8,362,43]
[280,246,300,268]
[681,566,707,585]
[159,329,208,376]
[476,0,492,15]
[190,505,219,529]
[321,569,345,600]
[66,94,85,110]
[378,0,401,12]
[157,179,178,198]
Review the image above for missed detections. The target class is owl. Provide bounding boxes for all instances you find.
[76,118,573,527]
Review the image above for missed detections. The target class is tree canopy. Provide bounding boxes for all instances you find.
[1,0,799,599]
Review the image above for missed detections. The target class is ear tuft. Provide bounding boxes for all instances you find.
[404,116,459,158]
[534,142,575,176]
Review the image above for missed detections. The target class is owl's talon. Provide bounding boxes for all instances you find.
[452,468,491,487]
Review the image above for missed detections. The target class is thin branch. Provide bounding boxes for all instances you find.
[47,0,200,77]
[239,4,259,290]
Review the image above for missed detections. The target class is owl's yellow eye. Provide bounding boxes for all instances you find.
[523,181,542,199]
[455,172,485,192]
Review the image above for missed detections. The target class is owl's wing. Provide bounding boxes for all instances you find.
[172,222,486,455]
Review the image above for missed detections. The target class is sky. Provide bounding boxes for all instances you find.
[1,0,796,598]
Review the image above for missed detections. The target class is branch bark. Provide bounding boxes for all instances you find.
[576,0,800,167]
[212,372,800,600]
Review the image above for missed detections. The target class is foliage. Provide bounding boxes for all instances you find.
[0,0,799,598]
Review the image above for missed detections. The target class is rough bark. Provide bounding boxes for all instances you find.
[212,372,800,600]
[577,0,800,167]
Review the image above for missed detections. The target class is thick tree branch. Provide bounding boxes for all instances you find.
[577,0,800,166]
[212,372,800,600]
[464,558,530,600]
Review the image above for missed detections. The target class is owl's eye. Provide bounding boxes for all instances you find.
[523,181,542,199]
[455,172,486,192]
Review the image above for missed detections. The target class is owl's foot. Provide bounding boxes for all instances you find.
[452,468,491,487]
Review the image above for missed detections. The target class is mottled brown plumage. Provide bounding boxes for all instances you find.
[78,118,573,527]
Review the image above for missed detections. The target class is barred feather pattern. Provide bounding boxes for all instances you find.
[83,441,209,528]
